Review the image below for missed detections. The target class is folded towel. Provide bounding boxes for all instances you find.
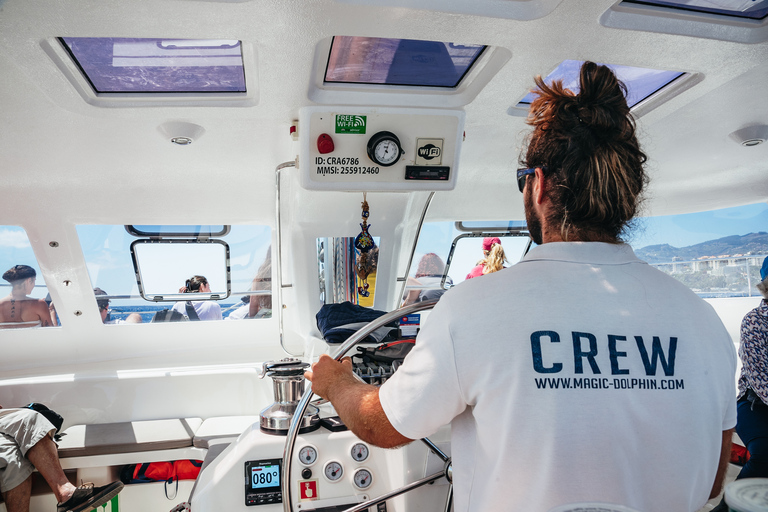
[316,302,399,344]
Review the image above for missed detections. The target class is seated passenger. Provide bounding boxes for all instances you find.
[248,249,272,319]
[226,249,271,320]
[710,255,768,512]
[0,406,123,512]
[402,253,452,306]
[465,237,507,279]
[0,265,53,328]
[93,288,142,324]
[171,275,222,321]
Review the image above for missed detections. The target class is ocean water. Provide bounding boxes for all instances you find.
[108,303,245,323]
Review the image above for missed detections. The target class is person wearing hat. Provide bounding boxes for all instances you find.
[465,236,508,280]
[734,256,768,478]
[0,265,53,328]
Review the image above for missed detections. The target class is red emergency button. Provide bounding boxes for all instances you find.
[317,134,335,154]
[300,480,317,500]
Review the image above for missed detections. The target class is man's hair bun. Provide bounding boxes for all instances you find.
[521,61,648,242]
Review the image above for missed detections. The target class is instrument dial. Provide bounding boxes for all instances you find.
[351,443,369,462]
[298,445,317,466]
[353,468,373,489]
[366,131,402,167]
[323,461,343,482]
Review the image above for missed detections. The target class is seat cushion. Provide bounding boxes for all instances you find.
[58,418,203,458]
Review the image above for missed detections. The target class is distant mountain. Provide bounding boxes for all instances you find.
[635,232,768,264]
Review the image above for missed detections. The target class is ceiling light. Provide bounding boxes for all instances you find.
[729,125,768,147]
[158,121,205,145]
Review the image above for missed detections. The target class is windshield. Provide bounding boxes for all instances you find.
[403,221,530,306]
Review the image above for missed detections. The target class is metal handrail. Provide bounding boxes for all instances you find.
[396,192,435,307]
[275,160,301,356]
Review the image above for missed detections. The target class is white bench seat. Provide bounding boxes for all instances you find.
[58,418,203,458]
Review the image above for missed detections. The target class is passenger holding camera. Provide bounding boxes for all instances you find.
[172,275,222,321]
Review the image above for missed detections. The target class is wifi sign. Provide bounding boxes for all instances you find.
[418,144,441,160]
[335,114,367,134]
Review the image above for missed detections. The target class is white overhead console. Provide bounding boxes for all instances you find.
[298,106,464,191]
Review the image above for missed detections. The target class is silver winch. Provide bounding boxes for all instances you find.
[259,358,320,435]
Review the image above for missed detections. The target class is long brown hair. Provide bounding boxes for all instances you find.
[415,253,445,278]
[521,61,648,242]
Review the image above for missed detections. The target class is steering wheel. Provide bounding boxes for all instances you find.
[281,300,453,512]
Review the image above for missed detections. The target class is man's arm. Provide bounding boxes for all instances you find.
[305,355,412,449]
[710,428,733,499]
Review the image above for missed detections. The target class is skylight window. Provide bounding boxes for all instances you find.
[516,60,684,108]
[324,36,486,88]
[622,0,768,20]
[60,38,246,93]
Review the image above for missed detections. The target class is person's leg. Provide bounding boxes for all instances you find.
[1,409,123,512]
[1,474,32,512]
[0,425,38,512]
[740,436,768,479]
[25,433,75,503]
[735,398,768,480]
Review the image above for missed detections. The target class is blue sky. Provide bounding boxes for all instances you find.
[414,202,768,285]
[628,202,768,249]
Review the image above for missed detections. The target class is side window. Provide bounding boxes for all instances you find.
[0,226,57,329]
[77,225,272,323]
[629,203,768,297]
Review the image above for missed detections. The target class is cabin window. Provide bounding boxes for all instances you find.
[628,202,768,298]
[0,226,58,329]
[516,60,684,109]
[324,36,486,88]
[76,225,271,323]
[403,221,530,306]
[622,0,768,20]
[59,38,246,93]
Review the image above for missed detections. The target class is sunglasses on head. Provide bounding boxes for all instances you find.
[516,166,546,193]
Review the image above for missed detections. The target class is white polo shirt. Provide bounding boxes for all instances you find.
[380,242,736,512]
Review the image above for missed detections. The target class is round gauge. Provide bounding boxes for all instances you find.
[323,461,343,482]
[353,468,373,489]
[298,445,317,466]
[366,131,402,167]
[350,443,369,462]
